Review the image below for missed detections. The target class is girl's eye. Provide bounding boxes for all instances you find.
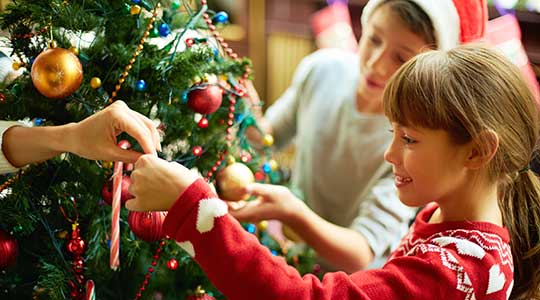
[369,35,382,45]
[396,55,406,64]
[401,135,416,144]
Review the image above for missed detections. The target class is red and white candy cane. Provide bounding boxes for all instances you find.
[110,140,131,270]
[85,280,95,300]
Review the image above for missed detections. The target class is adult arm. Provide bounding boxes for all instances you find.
[0,101,160,173]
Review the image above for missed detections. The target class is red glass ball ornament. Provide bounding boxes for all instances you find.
[186,288,216,300]
[185,38,195,47]
[67,236,85,256]
[166,258,179,270]
[101,175,134,205]
[198,117,209,129]
[192,146,203,157]
[73,258,84,273]
[128,211,167,242]
[254,171,266,181]
[187,85,222,115]
[118,140,131,149]
[0,229,18,269]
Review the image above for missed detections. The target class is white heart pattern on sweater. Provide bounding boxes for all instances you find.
[486,264,506,295]
[432,236,486,259]
[196,198,228,233]
[177,241,195,257]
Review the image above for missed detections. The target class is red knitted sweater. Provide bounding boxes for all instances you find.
[163,179,513,300]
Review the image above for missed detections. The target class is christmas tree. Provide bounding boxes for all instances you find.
[0,0,314,299]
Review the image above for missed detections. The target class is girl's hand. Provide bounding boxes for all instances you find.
[229,183,307,223]
[126,154,199,211]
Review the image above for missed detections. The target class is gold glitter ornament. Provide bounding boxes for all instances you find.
[31,47,83,99]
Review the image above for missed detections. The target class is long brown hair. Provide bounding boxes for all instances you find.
[383,45,540,299]
[374,0,437,48]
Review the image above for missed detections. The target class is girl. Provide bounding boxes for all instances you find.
[237,0,488,271]
[127,45,540,299]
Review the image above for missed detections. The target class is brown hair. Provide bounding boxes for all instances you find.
[383,45,540,299]
[375,0,437,48]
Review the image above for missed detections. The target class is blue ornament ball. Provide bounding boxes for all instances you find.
[131,0,141,4]
[181,91,189,103]
[158,23,171,37]
[246,223,257,234]
[262,163,272,174]
[135,79,147,91]
[213,11,229,24]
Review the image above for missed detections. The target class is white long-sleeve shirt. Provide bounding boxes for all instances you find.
[265,48,416,264]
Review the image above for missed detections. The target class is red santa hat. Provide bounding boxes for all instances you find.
[361,0,488,50]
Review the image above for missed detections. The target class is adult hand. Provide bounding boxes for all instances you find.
[65,100,161,163]
[126,154,199,211]
[229,183,306,223]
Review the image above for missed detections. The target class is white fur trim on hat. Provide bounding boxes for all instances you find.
[361,0,460,50]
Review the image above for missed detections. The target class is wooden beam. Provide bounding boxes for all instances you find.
[248,0,266,103]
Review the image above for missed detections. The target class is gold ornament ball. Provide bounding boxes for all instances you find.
[268,159,278,171]
[130,4,142,15]
[216,162,255,201]
[226,155,236,165]
[102,161,113,169]
[257,220,268,232]
[262,134,274,147]
[90,77,102,89]
[69,47,79,56]
[12,61,22,70]
[31,48,83,99]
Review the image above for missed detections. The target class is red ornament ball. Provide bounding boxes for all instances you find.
[0,229,18,269]
[118,139,131,150]
[128,211,167,242]
[67,236,85,256]
[73,258,84,274]
[186,288,216,300]
[101,175,134,206]
[192,146,203,157]
[166,258,179,270]
[254,171,266,181]
[187,85,223,114]
[198,117,209,129]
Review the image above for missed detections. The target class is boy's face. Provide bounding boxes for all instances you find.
[357,5,431,104]
[384,123,472,208]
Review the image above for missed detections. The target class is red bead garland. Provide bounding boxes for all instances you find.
[133,240,167,300]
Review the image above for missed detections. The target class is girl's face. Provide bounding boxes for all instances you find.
[384,123,472,208]
[357,4,431,102]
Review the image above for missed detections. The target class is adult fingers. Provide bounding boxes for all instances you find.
[131,110,162,152]
[114,112,157,156]
[108,148,144,163]
[245,183,278,198]
[228,199,264,222]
